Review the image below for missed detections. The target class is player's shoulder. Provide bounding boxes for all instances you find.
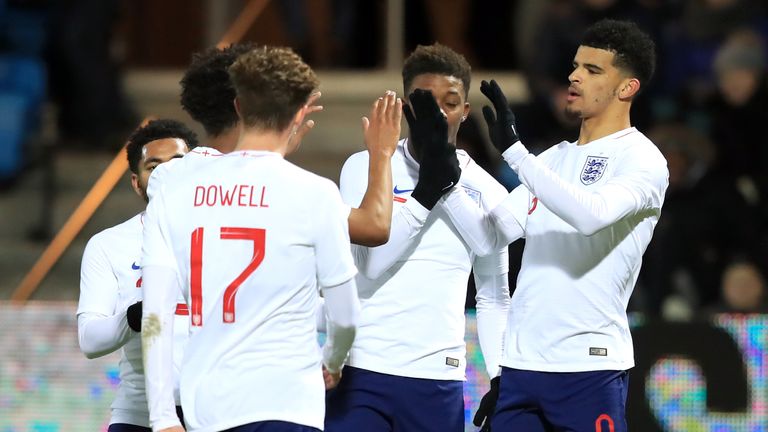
[86,213,142,249]
[619,129,667,166]
[281,159,339,192]
[174,146,223,173]
[344,149,370,165]
[343,138,408,167]
[148,146,223,201]
[540,140,571,159]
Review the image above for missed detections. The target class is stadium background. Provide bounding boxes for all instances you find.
[1,1,767,431]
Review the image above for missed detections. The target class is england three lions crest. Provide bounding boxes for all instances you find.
[581,156,608,185]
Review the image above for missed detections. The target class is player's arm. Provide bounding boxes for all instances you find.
[348,91,402,246]
[320,278,360,388]
[355,198,430,280]
[77,238,138,359]
[141,193,183,431]
[481,79,668,236]
[441,185,527,256]
[508,147,666,235]
[314,180,361,388]
[471,246,511,431]
[473,249,510,379]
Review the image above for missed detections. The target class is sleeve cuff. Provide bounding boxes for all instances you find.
[501,141,529,171]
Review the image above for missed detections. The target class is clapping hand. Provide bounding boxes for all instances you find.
[403,89,461,210]
[480,80,521,154]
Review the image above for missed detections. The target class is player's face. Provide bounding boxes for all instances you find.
[131,138,188,202]
[407,73,469,148]
[565,46,629,119]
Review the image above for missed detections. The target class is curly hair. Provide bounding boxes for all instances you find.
[402,43,472,98]
[228,46,318,131]
[581,19,656,92]
[180,43,256,137]
[125,119,199,174]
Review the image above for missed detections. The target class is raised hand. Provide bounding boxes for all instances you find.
[480,80,520,153]
[289,91,324,149]
[362,90,402,159]
[404,89,461,210]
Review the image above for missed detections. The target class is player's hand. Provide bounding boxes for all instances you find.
[404,89,461,210]
[362,90,402,159]
[126,301,142,332]
[473,376,500,431]
[480,80,520,153]
[157,427,185,432]
[323,365,341,390]
[289,91,324,149]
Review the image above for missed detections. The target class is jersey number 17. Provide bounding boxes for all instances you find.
[189,227,266,326]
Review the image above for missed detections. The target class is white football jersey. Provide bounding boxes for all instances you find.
[142,150,357,432]
[498,127,669,372]
[339,139,509,381]
[77,213,189,427]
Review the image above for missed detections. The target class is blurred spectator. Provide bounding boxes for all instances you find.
[638,123,765,316]
[277,0,359,68]
[46,0,138,149]
[406,0,518,69]
[662,0,767,102]
[0,0,48,185]
[704,30,768,213]
[702,260,768,315]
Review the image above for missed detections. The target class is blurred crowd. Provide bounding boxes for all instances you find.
[1,0,767,319]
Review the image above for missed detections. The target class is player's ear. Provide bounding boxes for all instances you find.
[462,102,470,123]
[233,97,242,118]
[130,173,143,200]
[619,78,640,100]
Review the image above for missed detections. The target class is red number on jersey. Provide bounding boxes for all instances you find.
[189,227,266,326]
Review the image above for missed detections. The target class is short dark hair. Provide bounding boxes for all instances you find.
[126,119,198,174]
[228,46,318,131]
[180,43,256,137]
[402,43,471,98]
[581,19,656,91]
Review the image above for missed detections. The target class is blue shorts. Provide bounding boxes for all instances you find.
[492,367,629,432]
[108,406,185,432]
[325,366,464,432]
[223,421,320,432]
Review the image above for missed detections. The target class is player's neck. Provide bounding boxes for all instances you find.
[236,130,290,155]
[207,127,240,154]
[577,105,631,145]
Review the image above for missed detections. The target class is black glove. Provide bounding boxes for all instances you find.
[126,301,142,332]
[473,376,500,431]
[480,79,520,153]
[403,89,461,210]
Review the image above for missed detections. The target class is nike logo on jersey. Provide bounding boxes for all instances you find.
[131,262,141,270]
[441,181,455,191]
[393,186,414,194]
